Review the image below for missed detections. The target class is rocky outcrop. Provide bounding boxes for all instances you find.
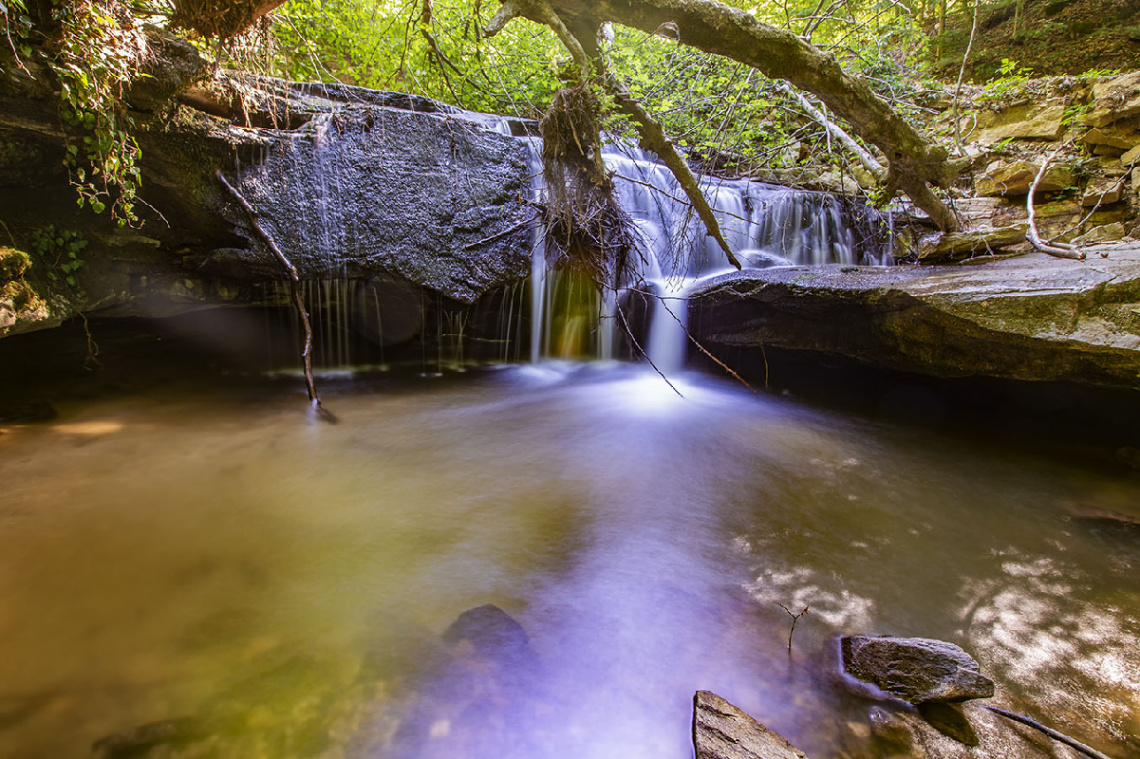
[840,635,995,705]
[917,224,1027,262]
[693,691,812,759]
[690,247,1140,389]
[0,41,534,340]
[974,160,1074,197]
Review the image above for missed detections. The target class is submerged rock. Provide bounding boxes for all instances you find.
[693,691,813,759]
[841,635,995,705]
[442,603,532,664]
[917,702,980,746]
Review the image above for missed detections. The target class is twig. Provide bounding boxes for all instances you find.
[463,215,537,249]
[78,312,100,371]
[776,603,809,654]
[1026,148,1085,260]
[651,291,755,394]
[951,0,979,152]
[215,169,335,420]
[777,82,885,181]
[983,706,1114,759]
[614,301,683,397]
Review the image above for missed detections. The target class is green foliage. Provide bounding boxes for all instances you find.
[50,0,148,226]
[30,224,87,293]
[1,0,32,54]
[978,58,1034,102]
[272,0,562,117]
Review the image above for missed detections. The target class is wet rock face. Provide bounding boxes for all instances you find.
[689,247,1140,389]
[223,99,534,304]
[692,691,813,759]
[841,635,995,705]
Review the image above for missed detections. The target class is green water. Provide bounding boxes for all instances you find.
[0,364,1136,758]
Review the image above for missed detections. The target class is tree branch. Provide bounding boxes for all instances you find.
[216,169,334,419]
[1027,148,1085,260]
[605,70,742,269]
[776,81,885,180]
[983,707,1112,759]
[493,0,958,230]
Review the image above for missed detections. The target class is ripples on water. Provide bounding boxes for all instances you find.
[0,364,1136,758]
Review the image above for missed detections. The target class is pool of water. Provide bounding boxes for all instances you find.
[0,364,1136,758]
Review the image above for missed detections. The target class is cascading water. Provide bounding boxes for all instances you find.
[526,137,894,373]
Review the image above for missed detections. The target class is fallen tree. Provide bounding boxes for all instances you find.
[487,0,958,231]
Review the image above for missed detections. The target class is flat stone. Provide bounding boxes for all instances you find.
[1073,222,1126,245]
[1082,178,1126,206]
[1086,70,1140,128]
[975,160,1074,197]
[689,247,1140,389]
[951,197,1007,226]
[1121,144,1140,166]
[693,691,812,759]
[840,635,995,705]
[1082,127,1139,151]
[918,224,1027,262]
[969,104,1066,143]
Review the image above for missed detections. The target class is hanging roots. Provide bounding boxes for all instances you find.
[169,0,283,41]
[540,84,639,285]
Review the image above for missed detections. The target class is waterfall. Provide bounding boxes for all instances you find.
[526,138,894,372]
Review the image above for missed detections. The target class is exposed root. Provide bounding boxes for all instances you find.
[170,0,285,41]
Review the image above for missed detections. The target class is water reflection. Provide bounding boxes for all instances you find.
[0,365,1136,758]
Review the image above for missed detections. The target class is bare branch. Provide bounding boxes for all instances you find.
[1027,148,1085,260]
[216,169,335,419]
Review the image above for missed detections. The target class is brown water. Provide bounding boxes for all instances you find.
[0,364,1137,759]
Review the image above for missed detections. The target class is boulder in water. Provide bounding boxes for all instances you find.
[692,690,812,759]
[442,604,532,664]
[841,635,995,704]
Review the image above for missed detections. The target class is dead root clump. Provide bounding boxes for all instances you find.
[169,0,283,41]
[539,84,641,285]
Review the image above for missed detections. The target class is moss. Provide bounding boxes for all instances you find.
[0,247,32,285]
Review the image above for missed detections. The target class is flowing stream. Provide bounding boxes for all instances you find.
[1,120,1137,759]
[0,364,1137,759]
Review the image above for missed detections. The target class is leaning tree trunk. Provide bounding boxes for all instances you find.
[492,0,958,231]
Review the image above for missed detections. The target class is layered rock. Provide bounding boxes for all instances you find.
[690,247,1140,389]
[693,691,812,759]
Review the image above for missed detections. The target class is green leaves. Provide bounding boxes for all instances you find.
[29,225,88,296]
[50,0,146,226]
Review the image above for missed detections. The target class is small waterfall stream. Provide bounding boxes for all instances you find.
[253,115,894,376]
[527,137,894,372]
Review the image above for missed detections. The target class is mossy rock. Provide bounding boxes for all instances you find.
[0,247,31,284]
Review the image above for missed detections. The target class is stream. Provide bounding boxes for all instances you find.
[0,362,1136,758]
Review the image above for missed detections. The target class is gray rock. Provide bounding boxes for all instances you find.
[689,248,1140,389]
[693,691,812,759]
[840,635,995,704]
